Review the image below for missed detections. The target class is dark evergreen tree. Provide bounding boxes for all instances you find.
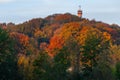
[0,28,19,80]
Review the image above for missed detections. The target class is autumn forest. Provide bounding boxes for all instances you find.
[0,13,120,80]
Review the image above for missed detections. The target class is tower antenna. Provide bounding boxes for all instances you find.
[79,5,81,10]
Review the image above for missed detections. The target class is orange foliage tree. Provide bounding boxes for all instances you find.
[47,35,64,57]
[47,22,111,57]
[10,32,29,54]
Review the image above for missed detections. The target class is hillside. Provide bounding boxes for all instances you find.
[5,13,120,45]
[0,13,120,80]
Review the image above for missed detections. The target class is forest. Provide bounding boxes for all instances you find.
[0,13,120,80]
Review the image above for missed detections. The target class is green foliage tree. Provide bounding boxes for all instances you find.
[115,62,120,80]
[53,47,71,80]
[33,48,71,80]
[91,63,114,80]
[0,28,19,80]
[81,34,112,80]
[109,45,120,80]
[64,37,82,80]
[18,54,35,80]
[33,51,51,80]
[91,49,115,80]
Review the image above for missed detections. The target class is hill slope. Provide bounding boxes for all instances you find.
[5,13,120,45]
[1,13,120,80]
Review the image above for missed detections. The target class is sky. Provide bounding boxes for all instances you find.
[0,0,120,25]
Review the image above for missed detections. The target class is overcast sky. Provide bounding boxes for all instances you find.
[0,0,120,25]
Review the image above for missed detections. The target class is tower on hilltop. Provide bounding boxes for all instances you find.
[77,5,82,18]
